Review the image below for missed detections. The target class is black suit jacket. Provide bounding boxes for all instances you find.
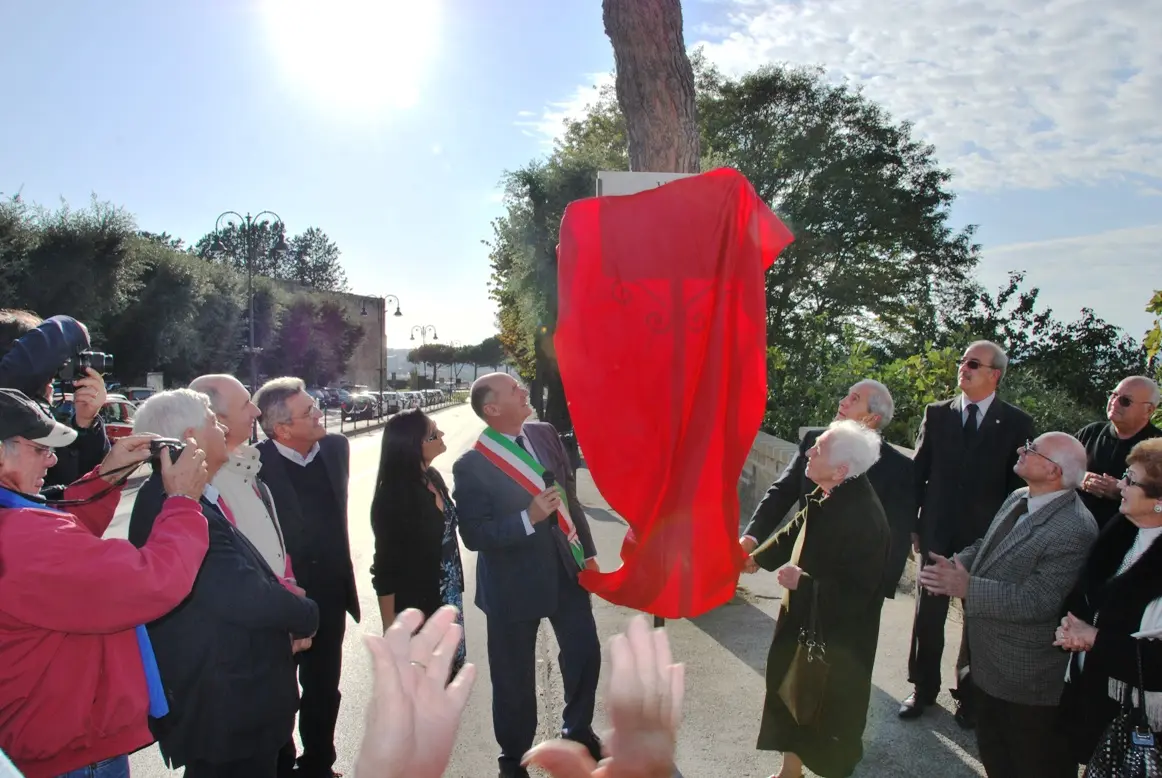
[128,473,319,767]
[257,434,360,622]
[743,428,916,598]
[913,396,1034,556]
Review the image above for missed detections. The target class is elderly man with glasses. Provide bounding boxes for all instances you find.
[1075,376,1161,528]
[920,432,1097,778]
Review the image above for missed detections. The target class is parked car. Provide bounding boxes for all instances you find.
[51,393,137,439]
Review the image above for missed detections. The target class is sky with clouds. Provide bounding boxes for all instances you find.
[1,0,1157,346]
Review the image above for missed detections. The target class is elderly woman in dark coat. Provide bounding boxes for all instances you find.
[1055,436,1162,766]
[748,419,891,778]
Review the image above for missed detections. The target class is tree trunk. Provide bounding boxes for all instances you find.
[603,0,700,173]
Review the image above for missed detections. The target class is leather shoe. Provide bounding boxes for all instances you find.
[566,732,604,763]
[954,698,977,729]
[898,690,934,719]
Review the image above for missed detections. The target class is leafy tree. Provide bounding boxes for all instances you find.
[285,227,349,291]
[195,219,288,279]
[138,230,186,251]
[1146,290,1162,363]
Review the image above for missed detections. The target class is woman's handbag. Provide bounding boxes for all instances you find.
[1084,640,1162,777]
[777,581,830,727]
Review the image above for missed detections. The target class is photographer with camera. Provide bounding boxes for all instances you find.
[0,388,212,778]
[0,310,113,491]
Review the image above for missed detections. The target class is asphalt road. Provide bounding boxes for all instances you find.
[109,404,993,777]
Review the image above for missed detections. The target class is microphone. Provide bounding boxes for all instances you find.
[542,470,559,523]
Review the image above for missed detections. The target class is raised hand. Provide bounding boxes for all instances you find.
[525,615,684,778]
[354,606,475,778]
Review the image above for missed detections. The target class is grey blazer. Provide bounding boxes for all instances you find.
[452,421,597,623]
[958,487,1097,706]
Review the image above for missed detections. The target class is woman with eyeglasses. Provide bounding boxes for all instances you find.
[1054,437,1162,766]
[370,409,466,677]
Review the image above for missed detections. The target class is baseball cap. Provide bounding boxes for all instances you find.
[0,388,78,448]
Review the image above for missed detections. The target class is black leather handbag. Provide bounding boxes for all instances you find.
[1085,640,1162,777]
[777,582,830,727]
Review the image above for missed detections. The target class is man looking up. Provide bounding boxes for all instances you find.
[1075,375,1161,528]
[454,373,601,778]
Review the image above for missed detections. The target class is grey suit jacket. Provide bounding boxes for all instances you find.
[452,421,597,623]
[957,487,1097,706]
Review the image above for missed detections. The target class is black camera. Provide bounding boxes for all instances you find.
[148,438,185,468]
[58,350,114,391]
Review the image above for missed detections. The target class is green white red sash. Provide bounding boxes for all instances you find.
[474,427,585,569]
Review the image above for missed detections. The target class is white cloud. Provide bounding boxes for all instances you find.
[979,224,1162,337]
[517,72,614,147]
[691,0,1161,191]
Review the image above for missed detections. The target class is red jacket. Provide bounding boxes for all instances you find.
[0,471,209,778]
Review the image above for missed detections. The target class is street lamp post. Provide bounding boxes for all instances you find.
[212,210,288,442]
[410,325,439,385]
[448,340,463,388]
[361,295,403,405]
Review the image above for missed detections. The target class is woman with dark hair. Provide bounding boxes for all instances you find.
[370,409,465,675]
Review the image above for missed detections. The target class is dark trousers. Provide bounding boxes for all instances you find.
[185,753,278,778]
[486,559,601,773]
[278,593,347,778]
[908,555,970,699]
[974,689,1076,778]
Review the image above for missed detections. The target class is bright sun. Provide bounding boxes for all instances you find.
[260,0,441,115]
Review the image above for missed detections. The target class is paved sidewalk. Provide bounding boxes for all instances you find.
[571,466,988,777]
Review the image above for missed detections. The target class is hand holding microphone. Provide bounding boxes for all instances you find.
[528,469,563,524]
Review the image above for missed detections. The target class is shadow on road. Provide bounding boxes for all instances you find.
[584,507,627,525]
[688,595,981,777]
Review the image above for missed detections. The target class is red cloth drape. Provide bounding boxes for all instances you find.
[555,167,794,619]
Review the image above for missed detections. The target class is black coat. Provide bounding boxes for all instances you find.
[743,429,916,598]
[370,468,454,617]
[753,475,890,778]
[1059,515,1162,764]
[913,396,1034,556]
[257,435,360,622]
[129,474,319,768]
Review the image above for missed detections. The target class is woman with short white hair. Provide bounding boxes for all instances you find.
[748,419,891,778]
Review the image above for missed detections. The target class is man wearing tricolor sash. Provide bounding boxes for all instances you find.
[453,373,601,778]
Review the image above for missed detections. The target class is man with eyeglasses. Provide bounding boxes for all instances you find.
[919,432,1096,777]
[1075,376,1161,528]
[252,377,359,778]
[901,340,1035,729]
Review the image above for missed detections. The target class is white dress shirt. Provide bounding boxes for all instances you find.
[502,432,540,536]
[961,392,995,427]
[273,439,320,467]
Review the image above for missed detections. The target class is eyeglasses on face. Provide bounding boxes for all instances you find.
[1109,392,1147,408]
[1122,470,1144,489]
[960,358,996,371]
[425,428,440,442]
[1022,439,1061,470]
[17,440,55,458]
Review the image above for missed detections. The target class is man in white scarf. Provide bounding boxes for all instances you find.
[189,374,296,588]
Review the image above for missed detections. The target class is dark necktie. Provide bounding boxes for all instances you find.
[515,435,529,454]
[963,403,979,440]
[981,497,1028,560]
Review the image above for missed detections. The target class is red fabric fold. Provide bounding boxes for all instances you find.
[555,167,794,618]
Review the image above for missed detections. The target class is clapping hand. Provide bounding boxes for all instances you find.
[1054,612,1098,652]
[917,552,970,599]
[354,606,475,778]
[524,615,684,778]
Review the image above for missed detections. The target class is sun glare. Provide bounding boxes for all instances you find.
[260,0,440,115]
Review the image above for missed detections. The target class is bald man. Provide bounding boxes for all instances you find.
[188,374,294,585]
[454,373,601,778]
[1076,375,1162,528]
[920,432,1097,778]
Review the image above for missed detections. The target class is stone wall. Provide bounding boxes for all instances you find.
[737,430,801,530]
